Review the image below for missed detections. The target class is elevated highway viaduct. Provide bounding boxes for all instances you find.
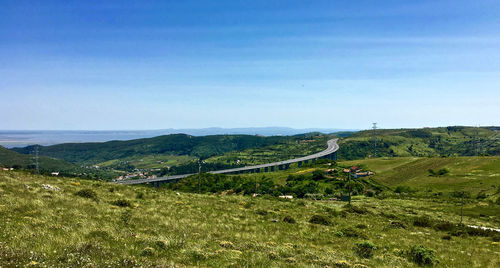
[115,138,339,186]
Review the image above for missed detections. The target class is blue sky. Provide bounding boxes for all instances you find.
[1,0,499,130]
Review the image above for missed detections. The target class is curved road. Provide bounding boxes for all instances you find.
[116,138,338,185]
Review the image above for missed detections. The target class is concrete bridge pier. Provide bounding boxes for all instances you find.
[304,160,309,164]
[285,163,290,170]
[255,168,261,173]
[270,166,275,172]
[278,165,283,170]
[297,161,302,168]
[264,167,269,172]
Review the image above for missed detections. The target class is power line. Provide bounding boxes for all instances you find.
[32,145,39,174]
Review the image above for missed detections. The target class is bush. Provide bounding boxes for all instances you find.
[394,186,415,194]
[135,192,144,199]
[406,245,437,266]
[433,221,456,232]
[390,221,408,229]
[355,224,368,229]
[155,240,167,250]
[334,260,351,268]
[111,199,132,208]
[492,234,500,242]
[364,190,375,197]
[428,168,449,176]
[75,189,98,201]
[343,204,368,214]
[312,169,325,181]
[341,227,366,239]
[441,235,451,240]
[354,241,376,258]
[475,192,487,199]
[309,215,332,226]
[255,209,268,216]
[283,215,296,224]
[141,247,154,256]
[413,216,433,227]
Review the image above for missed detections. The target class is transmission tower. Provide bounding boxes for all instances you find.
[372,123,377,158]
[32,145,39,174]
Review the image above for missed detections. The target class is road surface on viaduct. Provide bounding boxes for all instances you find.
[116,138,338,185]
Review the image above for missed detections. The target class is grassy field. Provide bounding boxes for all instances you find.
[339,156,500,196]
[1,170,499,267]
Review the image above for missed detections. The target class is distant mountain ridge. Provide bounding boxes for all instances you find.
[0,127,352,148]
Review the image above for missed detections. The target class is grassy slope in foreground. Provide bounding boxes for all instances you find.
[340,156,500,195]
[1,171,499,267]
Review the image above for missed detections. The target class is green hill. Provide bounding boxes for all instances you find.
[11,134,311,164]
[340,156,500,196]
[0,146,74,172]
[0,146,118,179]
[0,170,498,267]
[339,126,500,160]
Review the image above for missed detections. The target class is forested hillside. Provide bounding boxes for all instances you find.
[12,134,296,164]
[339,126,500,160]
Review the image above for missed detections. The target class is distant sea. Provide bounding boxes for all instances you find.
[0,127,353,148]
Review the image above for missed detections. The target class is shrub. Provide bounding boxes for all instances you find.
[475,192,487,199]
[255,209,268,216]
[492,234,500,242]
[441,235,451,240]
[312,169,325,181]
[390,221,408,229]
[283,215,296,224]
[354,241,376,258]
[324,207,340,217]
[135,192,144,199]
[449,228,469,238]
[413,216,433,227]
[219,241,234,248]
[74,189,98,201]
[496,197,500,205]
[364,190,375,197]
[343,204,368,214]
[309,214,332,226]
[433,221,456,232]
[111,199,132,208]
[450,191,471,199]
[334,231,344,237]
[406,245,436,266]
[428,168,449,176]
[120,210,132,225]
[155,240,167,250]
[394,186,414,194]
[341,227,366,239]
[355,224,368,229]
[141,247,154,256]
[334,260,351,268]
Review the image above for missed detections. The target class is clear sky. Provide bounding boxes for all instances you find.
[1,0,500,130]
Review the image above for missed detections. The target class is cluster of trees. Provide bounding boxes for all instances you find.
[165,166,384,199]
